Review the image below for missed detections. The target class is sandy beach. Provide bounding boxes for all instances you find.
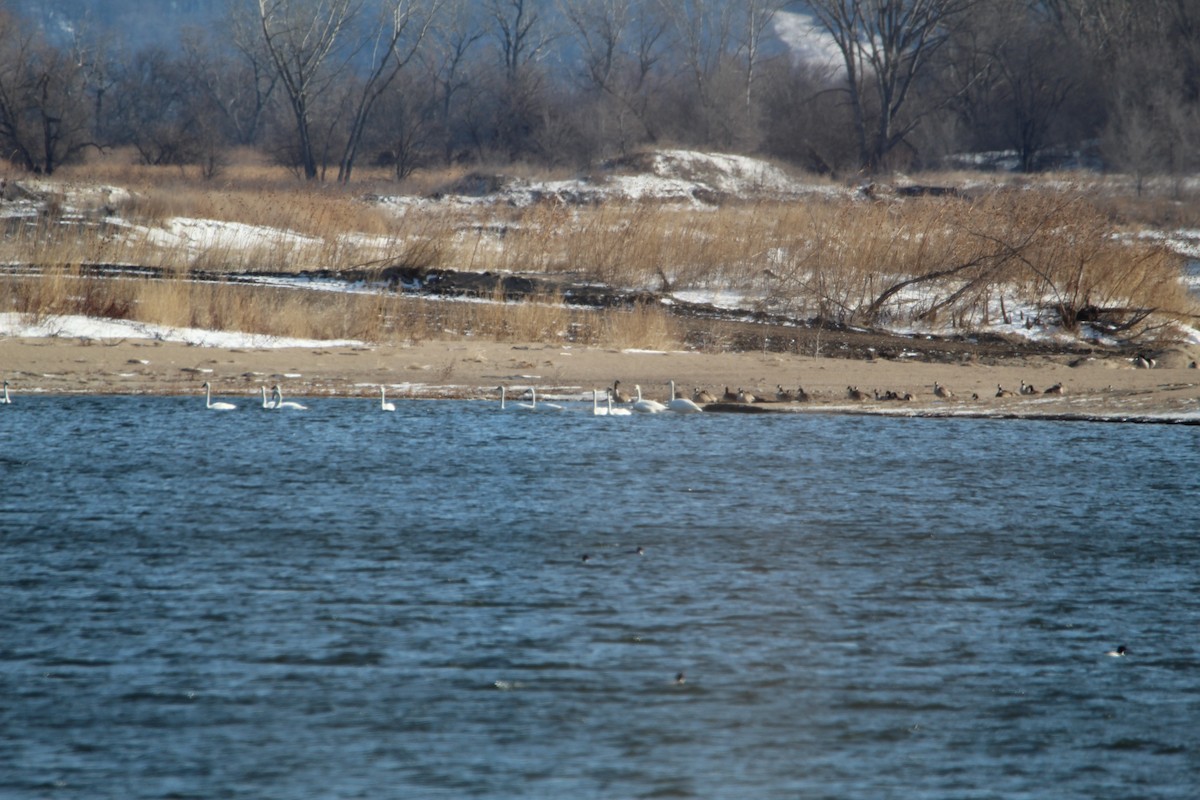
[3,335,1198,422]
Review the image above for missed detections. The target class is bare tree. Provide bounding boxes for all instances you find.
[256,0,359,179]
[482,0,558,159]
[808,0,976,172]
[736,0,792,114]
[334,0,442,183]
[558,0,668,153]
[656,0,739,145]
[0,11,94,174]
[423,0,485,164]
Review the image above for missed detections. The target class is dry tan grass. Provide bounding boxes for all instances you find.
[4,159,1197,349]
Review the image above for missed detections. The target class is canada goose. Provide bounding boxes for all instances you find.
[1134,356,1154,369]
[847,386,869,401]
[722,386,738,402]
[795,386,811,402]
[693,387,716,403]
[611,380,632,403]
[202,381,237,411]
[736,388,757,403]
[996,384,1016,398]
[1019,380,1037,395]
[933,382,954,399]
[776,385,796,402]
[897,391,914,401]
[1043,382,1065,395]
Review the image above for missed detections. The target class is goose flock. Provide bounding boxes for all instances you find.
[0,375,1086,413]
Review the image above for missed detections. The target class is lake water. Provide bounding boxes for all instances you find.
[2,396,1198,799]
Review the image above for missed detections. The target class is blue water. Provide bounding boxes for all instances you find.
[2,397,1198,799]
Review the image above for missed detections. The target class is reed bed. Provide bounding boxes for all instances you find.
[0,264,683,349]
[3,162,1196,349]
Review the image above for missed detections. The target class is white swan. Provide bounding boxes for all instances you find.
[666,380,703,414]
[606,389,632,416]
[524,387,563,412]
[497,385,537,411]
[380,385,396,412]
[632,384,666,413]
[202,381,237,410]
[1,380,11,404]
[271,385,307,410]
[260,386,278,409]
[591,389,608,416]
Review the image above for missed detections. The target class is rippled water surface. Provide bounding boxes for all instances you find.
[2,396,1198,799]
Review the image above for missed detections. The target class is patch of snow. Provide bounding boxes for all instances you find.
[123,217,323,255]
[0,312,365,349]
[671,288,754,310]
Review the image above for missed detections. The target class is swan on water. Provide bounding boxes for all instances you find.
[497,385,536,411]
[1,380,11,404]
[260,386,278,409]
[380,385,396,412]
[271,385,307,410]
[591,389,608,416]
[202,381,237,410]
[592,389,631,416]
[606,389,632,416]
[526,387,564,411]
[666,381,703,414]
[632,384,666,413]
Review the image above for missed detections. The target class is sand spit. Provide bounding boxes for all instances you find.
[2,336,1197,424]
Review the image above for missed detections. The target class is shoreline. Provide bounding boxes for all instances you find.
[4,335,1198,424]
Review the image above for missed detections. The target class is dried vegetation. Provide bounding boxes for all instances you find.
[2,160,1196,350]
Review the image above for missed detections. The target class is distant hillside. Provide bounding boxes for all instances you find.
[8,0,232,47]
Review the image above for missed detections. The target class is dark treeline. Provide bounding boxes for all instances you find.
[1,0,1197,187]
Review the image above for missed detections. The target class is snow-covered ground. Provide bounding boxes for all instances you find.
[0,312,364,349]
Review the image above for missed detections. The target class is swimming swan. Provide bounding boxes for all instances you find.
[1,380,11,404]
[260,386,278,409]
[606,389,632,416]
[632,385,666,413]
[526,387,564,411]
[380,386,396,412]
[666,381,703,413]
[591,389,608,415]
[271,385,307,410]
[496,385,538,411]
[202,381,237,411]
